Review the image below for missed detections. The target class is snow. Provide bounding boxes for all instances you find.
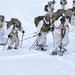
[0,0,75,75]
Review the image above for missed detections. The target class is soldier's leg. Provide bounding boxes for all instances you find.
[14,36,19,49]
[1,26,5,35]
[38,36,47,51]
[7,37,15,49]
[60,34,69,52]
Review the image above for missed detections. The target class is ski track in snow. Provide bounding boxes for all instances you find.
[0,50,45,61]
[0,48,75,75]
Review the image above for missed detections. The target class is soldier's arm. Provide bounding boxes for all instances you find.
[19,26,25,33]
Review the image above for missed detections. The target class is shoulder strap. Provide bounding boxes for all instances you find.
[43,20,51,26]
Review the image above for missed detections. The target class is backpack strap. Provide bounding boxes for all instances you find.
[43,20,51,27]
[41,20,52,32]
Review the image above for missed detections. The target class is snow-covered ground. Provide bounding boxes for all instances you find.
[0,0,75,75]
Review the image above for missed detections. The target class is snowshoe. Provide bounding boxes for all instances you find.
[59,53,63,56]
[7,46,13,50]
[51,51,57,55]
[14,47,17,49]
[41,48,47,51]
[62,48,67,53]
[0,43,6,45]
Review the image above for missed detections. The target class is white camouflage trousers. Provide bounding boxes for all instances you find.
[52,30,69,52]
[8,35,19,48]
[36,32,47,48]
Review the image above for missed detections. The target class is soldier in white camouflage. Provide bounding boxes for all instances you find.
[51,16,69,55]
[73,0,75,9]
[44,0,56,17]
[0,15,6,35]
[0,15,7,45]
[60,0,67,9]
[70,0,75,26]
[7,18,25,50]
[35,13,54,51]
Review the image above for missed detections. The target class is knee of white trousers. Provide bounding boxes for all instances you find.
[62,41,69,48]
[62,38,69,47]
[14,37,19,48]
[8,38,15,46]
[37,37,46,46]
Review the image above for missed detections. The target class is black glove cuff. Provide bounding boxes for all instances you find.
[60,2,62,4]
[52,27,54,30]
[8,35,11,38]
[22,31,25,33]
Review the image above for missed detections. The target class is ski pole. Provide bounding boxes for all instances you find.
[20,33,24,48]
[52,31,55,47]
[2,38,9,50]
[29,36,40,51]
[29,32,48,51]
[24,32,37,36]
[59,17,66,56]
[51,18,55,48]
[20,34,37,41]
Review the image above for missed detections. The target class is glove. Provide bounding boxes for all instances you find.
[8,35,12,38]
[38,33,41,36]
[52,27,54,30]
[22,31,25,33]
[60,2,62,4]
[51,27,54,31]
[51,8,54,10]
[73,7,75,10]
[8,35,10,38]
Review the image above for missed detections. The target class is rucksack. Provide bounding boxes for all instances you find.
[34,16,44,27]
[64,9,73,17]
[6,18,21,29]
[52,9,65,22]
[11,18,21,26]
[6,21,13,29]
